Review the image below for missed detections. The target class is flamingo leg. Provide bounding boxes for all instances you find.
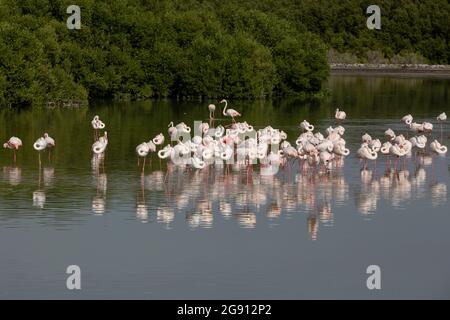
[13,150,16,165]
[142,157,146,175]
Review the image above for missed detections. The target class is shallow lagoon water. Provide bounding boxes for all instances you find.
[0,75,449,299]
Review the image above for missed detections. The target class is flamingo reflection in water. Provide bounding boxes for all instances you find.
[3,166,22,186]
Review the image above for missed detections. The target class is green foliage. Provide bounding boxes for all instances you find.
[0,0,448,107]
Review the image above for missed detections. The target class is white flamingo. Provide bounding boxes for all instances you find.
[91,115,105,140]
[299,120,314,132]
[361,133,372,144]
[402,114,413,125]
[389,143,407,170]
[335,108,346,122]
[410,135,427,150]
[430,140,447,155]
[208,104,216,121]
[33,136,47,167]
[357,143,378,168]
[92,132,108,155]
[136,141,156,174]
[384,128,396,141]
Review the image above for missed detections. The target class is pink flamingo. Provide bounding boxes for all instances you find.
[220,99,241,123]
[3,137,22,164]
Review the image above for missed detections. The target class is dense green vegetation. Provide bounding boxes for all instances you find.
[0,0,448,107]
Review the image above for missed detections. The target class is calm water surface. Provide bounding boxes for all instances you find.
[0,75,449,299]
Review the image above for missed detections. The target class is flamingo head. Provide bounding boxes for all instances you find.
[219,99,226,104]
[3,143,8,149]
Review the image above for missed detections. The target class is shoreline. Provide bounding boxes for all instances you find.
[330,63,450,77]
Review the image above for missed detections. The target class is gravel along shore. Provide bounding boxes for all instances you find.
[330,63,450,77]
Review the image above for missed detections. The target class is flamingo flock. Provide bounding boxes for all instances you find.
[356,112,447,171]
[0,104,447,183]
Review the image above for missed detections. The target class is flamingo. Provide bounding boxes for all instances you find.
[167,122,178,144]
[369,139,381,153]
[437,112,447,122]
[190,156,206,169]
[220,99,241,123]
[384,128,396,141]
[136,141,156,174]
[422,122,433,133]
[208,104,216,121]
[361,133,372,144]
[410,135,427,151]
[357,143,378,169]
[437,112,447,141]
[319,151,334,171]
[33,136,48,167]
[3,137,22,164]
[92,132,108,155]
[402,114,413,126]
[152,133,165,167]
[335,108,346,122]
[91,115,105,140]
[299,120,314,132]
[389,143,407,171]
[44,133,55,161]
[198,122,210,135]
[430,140,447,155]
[409,122,423,134]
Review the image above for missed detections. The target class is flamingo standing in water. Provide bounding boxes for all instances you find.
[220,99,241,123]
[91,115,106,140]
[136,141,156,174]
[437,112,447,141]
[44,133,55,161]
[384,128,396,141]
[33,136,48,167]
[92,131,108,155]
[357,143,378,169]
[335,108,346,123]
[430,140,447,155]
[3,137,22,164]
[153,133,165,167]
[208,104,216,122]
[167,122,178,144]
[389,143,407,171]
[402,114,413,126]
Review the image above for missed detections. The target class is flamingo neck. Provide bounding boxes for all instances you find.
[222,100,228,116]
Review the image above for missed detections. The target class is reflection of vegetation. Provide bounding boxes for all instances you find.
[327,75,450,118]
